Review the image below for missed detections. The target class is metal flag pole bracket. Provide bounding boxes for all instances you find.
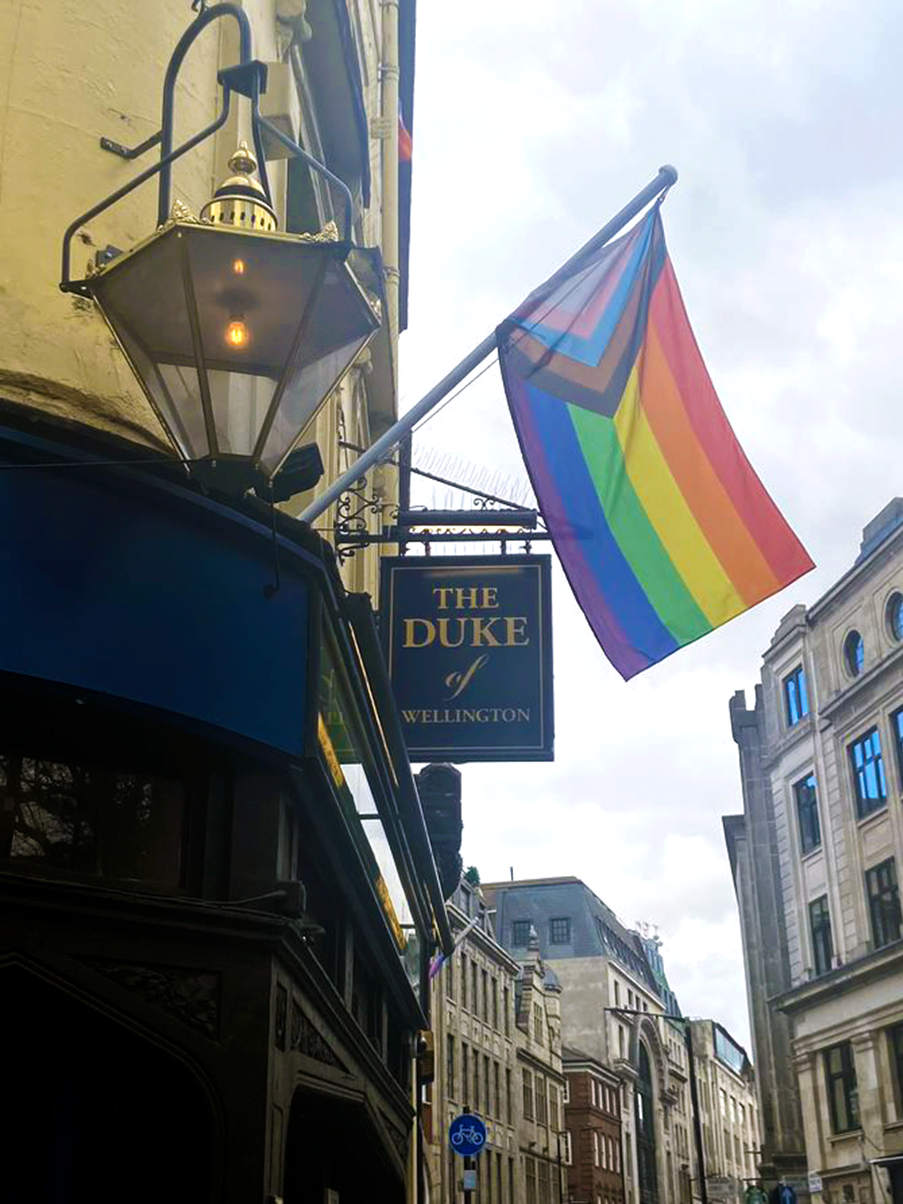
[300,164,679,525]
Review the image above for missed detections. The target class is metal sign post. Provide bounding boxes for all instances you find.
[450,1109,486,1202]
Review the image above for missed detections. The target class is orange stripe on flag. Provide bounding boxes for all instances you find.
[639,323,781,606]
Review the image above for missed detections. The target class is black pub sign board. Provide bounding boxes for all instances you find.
[380,555,554,762]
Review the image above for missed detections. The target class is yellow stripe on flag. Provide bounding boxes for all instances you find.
[613,366,746,627]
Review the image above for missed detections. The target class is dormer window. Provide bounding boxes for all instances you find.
[512,919,531,946]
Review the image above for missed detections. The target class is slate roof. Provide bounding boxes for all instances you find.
[482,877,659,994]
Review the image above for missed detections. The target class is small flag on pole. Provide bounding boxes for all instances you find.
[428,913,481,980]
[497,205,814,680]
[398,106,413,163]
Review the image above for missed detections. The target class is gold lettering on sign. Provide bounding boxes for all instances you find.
[401,707,531,724]
[445,654,490,700]
[403,618,435,648]
[433,586,500,610]
[402,616,530,649]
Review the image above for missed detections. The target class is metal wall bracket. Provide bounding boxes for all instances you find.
[100,130,163,161]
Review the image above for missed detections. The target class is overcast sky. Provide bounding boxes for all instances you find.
[398,0,903,1051]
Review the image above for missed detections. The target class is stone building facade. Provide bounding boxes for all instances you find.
[483,878,695,1204]
[427,878,521,1204]
[516,929,567,1204]
[563,1046,626,1204]
[427,879,566,1204]
[726,500,903,1204]
[688,1021,760,1204]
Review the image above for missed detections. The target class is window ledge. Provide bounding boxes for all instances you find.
[827,1129,862,1145]
[801,845,824,863]
[857,804,889,829]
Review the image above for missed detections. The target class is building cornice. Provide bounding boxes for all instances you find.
[809,522,903,622]
[774,939,903,1014]
[818,641,903,724]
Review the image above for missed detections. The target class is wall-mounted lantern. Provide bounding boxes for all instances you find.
[60,2,381,496]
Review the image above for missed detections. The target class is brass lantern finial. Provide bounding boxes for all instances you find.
[200,139,277,231]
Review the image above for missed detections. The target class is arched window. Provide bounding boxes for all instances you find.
[636,1041,658,1204]
[844,631,864,678]
[886,593,903,642]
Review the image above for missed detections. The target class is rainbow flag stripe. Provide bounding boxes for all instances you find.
[498,208,814,679]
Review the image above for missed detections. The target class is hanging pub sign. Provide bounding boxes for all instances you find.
[380,555,553,762]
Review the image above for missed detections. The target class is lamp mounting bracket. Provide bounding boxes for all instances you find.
[61,1,356,291]
[100,129,163,162]
[218,60,268,99]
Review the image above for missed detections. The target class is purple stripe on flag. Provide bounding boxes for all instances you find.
[502,365,651,679]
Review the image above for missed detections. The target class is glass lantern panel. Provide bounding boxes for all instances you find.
[207,370,278,457]
[183,227,329,376]
[94,229,197,362]
[92,229,209,458]
[257,260,378,474]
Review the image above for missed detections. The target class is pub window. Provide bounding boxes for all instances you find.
[809,895,833,976]
[824,1043,860,1133]
[447,1034,455,1099]
[495,1061,501,1120]
[0,749,185,888]
[794,773,821,854]
[506,1067,513,1122]
[512,919,531,946]
[504,985,511,1035]
[784,665,809,726]
[849,728,887,818]
[550,916,571,944]
[482,968,489,1020]
[866,858,902,949]
[549,1084,559,1130]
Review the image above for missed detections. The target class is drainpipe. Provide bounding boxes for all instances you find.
[380,0,401,397]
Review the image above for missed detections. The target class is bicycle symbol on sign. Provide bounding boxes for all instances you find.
[449,1113,487,1156]
[451,1126,485,1148]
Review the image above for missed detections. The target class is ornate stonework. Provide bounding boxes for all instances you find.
[84,959,220,1039]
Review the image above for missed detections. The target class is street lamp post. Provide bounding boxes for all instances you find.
[604,1008,709,1204]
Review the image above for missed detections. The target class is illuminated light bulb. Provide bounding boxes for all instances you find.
[232,258,246,275]
[225,318,249,349]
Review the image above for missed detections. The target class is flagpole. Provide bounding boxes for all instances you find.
[300,164,678,525]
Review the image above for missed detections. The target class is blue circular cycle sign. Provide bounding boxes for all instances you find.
[448,1113,487,1157]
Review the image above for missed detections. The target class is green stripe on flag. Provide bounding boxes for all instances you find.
[568,402,712,644]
